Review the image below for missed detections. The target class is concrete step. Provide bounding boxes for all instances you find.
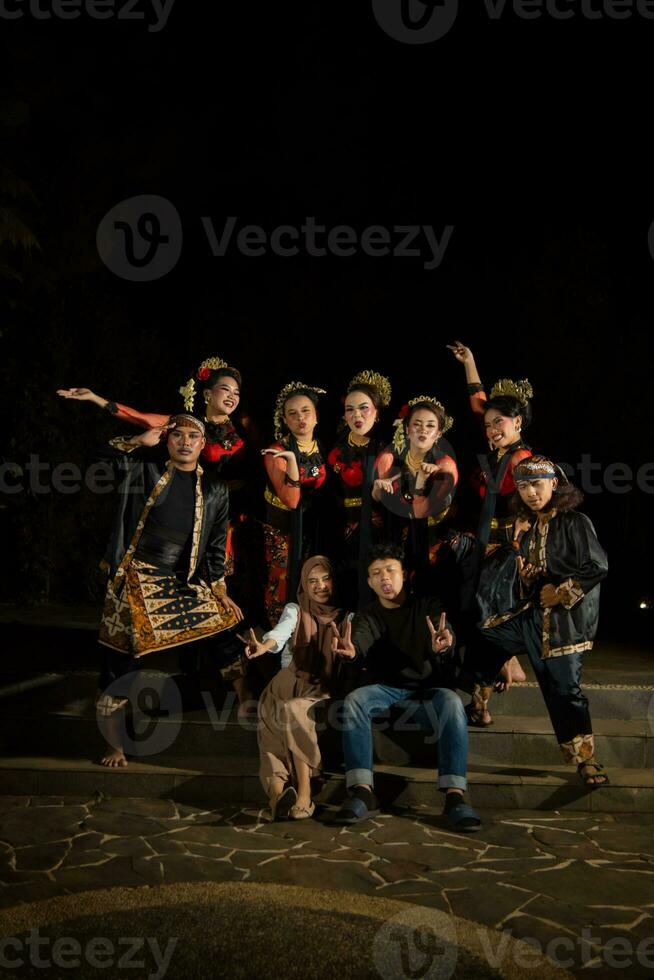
[1,755,652,812]
[2,665,654,721]
[2,699,653,770]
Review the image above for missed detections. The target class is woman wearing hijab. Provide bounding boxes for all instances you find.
[241,556,355,820]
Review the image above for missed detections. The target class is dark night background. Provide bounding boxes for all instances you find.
[0,3,652,644]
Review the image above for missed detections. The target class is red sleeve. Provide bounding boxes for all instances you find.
[113,402,171,430]
[203,438,245,464]
[264,445,301,509]
[470,387,487,419]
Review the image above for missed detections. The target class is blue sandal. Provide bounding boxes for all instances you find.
[333,790,380,824]
[445,800,482,833]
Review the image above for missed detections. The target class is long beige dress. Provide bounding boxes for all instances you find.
[257,662,330,796]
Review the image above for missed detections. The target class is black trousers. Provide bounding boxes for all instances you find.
[469,612,594,764]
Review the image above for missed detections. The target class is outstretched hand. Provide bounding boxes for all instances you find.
[426,612,453,654]
[373,474,400,495]
[56,387,97,402]
[330,620,356,659]
[261,449,295,460]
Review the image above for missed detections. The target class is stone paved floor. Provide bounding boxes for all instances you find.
[1,796,654,977]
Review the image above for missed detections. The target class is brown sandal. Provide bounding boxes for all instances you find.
[577,760,610,787]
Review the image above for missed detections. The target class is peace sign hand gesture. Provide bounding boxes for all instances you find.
[446,341,473,364]
[330,620,356,659]
[426,612,453,654]
[237,628,268,659]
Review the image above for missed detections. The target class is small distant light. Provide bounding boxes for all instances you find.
[639,597,653,610]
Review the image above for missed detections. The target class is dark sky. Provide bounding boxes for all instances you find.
[1,2,652,628]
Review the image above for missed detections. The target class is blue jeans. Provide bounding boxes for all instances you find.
[341,685,468,792]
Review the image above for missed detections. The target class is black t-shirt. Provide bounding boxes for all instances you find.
[141,468,196,571]
[351,595,458,691]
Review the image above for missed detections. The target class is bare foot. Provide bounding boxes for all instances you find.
[494,656,526,692]
[100,746,127,768]
[508,656,526,683]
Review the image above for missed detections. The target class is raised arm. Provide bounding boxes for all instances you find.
[446,341,487,418]
[56,387,170,429]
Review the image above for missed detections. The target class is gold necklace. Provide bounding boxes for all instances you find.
[348,431,369,447]
[406,450,424,473]
[297,439,317,455]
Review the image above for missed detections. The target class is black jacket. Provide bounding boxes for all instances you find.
[479,510,608,657]
[96,438,229,589]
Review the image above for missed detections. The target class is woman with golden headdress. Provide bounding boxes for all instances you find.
[446,341,534,706]
[372,395,459,597]
[260,382,328,626]
[243,555,356,820]
[447,341,533,549]
[326,370,392,608]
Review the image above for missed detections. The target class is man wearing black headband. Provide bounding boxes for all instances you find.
[465,456,610,788]
[93,416,246,767]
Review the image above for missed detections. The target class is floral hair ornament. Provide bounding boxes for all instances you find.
[347,370,392,408]
[489,378,533,406]
[274,381,327,442]
[178,356,231,411]
[513,456,557,481]
[392,395,453,454]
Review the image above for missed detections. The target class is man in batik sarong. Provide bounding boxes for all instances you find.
[96,414,248,766]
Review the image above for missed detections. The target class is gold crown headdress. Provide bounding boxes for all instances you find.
[178,356,231,412]
[347,370,392,408]
[392,395,453,454]
[273,381,327,442]
[489,378,533,406]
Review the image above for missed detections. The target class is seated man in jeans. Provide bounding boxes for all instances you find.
[330,544,481,832]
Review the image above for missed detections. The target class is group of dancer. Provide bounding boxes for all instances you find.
[57,341,609,831]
